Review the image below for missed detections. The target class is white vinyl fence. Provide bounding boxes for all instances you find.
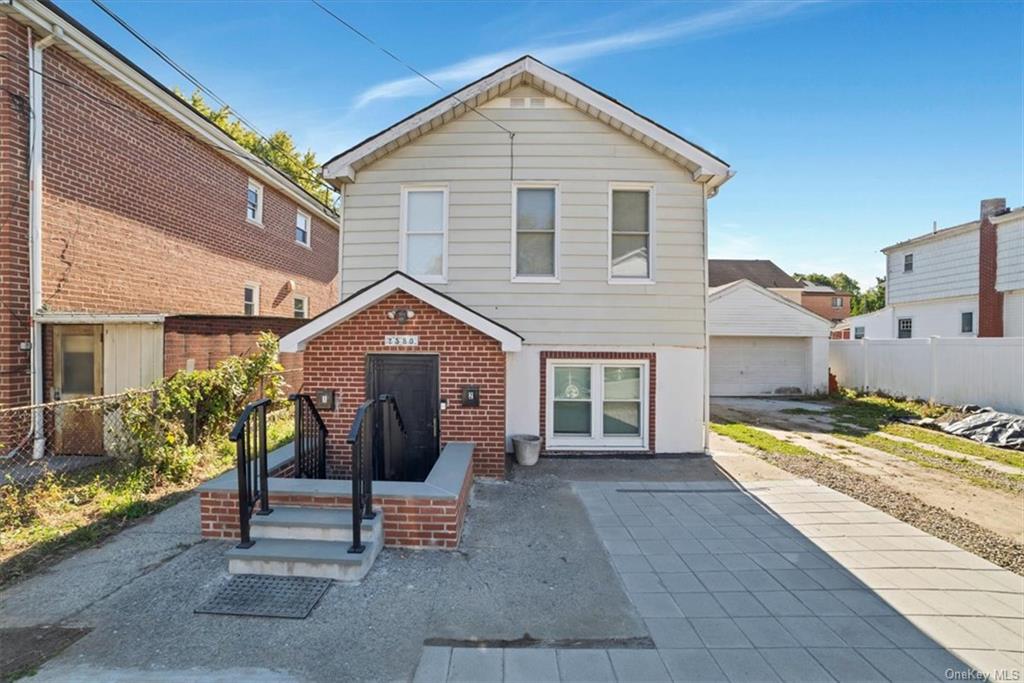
[830,337,1024,414]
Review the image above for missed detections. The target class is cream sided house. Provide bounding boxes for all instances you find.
[279,55,733,482]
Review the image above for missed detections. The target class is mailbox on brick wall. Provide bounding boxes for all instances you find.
[460,385,480,407]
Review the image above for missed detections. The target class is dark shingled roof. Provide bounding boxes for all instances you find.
[708,260,801,289]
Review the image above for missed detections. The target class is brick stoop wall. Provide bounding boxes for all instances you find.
[199,459,473,549]
[302,291,508,479]
[539,351,657,455]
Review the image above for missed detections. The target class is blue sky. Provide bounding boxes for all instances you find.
[59,0,1022,289]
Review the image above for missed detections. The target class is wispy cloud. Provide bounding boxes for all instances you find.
[354,1,815,108]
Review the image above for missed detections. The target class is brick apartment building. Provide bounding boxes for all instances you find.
[0,1,339,455]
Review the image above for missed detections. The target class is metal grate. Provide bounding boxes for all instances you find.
[195,575,331,619]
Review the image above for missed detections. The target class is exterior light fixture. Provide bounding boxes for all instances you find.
[386,309,416,324]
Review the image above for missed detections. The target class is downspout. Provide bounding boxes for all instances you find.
[702,181,710,453]
[28,26,57,459]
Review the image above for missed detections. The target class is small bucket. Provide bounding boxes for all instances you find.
[511,434,541,466]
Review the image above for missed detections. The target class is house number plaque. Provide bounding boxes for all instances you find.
[384,335,419,347]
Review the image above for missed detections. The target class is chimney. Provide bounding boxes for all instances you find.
[977,198,1005,337]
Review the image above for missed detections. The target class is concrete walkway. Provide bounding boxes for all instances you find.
[414,477,1023,682]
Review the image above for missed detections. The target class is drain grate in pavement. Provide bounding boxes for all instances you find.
[195,575,331,619]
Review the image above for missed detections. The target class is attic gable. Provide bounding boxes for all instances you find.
[323,56,732,196]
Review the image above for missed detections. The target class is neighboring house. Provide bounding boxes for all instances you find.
[799,281,851,322]
[281,55,733,481]
[993,207,1024,337]
[0,2,339,455]
[839,198,1017,339]
[708,280,831,396]
[708,259,804,303]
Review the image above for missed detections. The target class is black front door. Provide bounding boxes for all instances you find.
[366,354,440,482]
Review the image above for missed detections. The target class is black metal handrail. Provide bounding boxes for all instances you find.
[290,394,327,479]
[229,397,273,548]
[345,394,406,553]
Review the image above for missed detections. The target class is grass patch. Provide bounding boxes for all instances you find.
[882,423,1024,470]
[827,390,946,430]
[0,410,293,589]
[711,422,819,458]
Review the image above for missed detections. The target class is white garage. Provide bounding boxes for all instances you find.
[709,279,832,397]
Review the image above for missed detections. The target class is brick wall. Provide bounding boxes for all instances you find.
[801,292,851,321]
[978,199,1006,337]
[199,459,473,549]
[0,15,339,411]
[303,292,508,479]
[0,16,32,413]
[539,351,657,454]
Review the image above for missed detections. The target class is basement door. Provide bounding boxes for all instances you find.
[366,354,440,482]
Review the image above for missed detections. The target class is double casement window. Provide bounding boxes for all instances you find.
[512,185,558,280]
[293,295,308,319]
[609,184,654,281]
[246,179,263,224]
[898,317,913,339]
[243,284,260,316]
[547,360,648,449]
[400,186,447,283]
[295,210,311,247]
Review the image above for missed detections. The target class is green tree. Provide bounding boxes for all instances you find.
[792,272,862,294]
[176,89,335,207]
[851,277,886,315]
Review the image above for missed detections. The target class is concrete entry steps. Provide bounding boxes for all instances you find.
[225,506,383,582]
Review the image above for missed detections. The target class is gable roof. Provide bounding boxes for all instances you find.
[881,220,979,254]
[709,279,833,328]
[4,0,336,221]
[708,260,801,289]
[279,271,523,353]
[321,55,732,196]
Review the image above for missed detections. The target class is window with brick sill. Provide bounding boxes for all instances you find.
[243,284,259,316]
[246,180,263,225]
[295,210,311,247]
[293,296,308,319]
[547,360,647,449]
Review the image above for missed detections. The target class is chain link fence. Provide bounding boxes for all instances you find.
[1,369,302,487]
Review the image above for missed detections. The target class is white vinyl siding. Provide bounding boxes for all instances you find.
[886,228,979,304]
[708,283,831,338]
[995,216,1024,292]
[340,85,706,347]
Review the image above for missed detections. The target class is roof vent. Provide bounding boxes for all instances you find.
[510,97,526,108]
[530,97,546,108]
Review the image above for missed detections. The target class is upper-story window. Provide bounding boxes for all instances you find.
[898,317,912,339]
[246,179,263,224]
[903,253,913,272]
[610,184,654,282]
[831,296,843,308]
[513,185,558,281]
[961,311,973,334]
[400,186,447,283]
[295,210,311,247]
[854,326,865,339]
[243,284,259,316]
[293,295,308,319]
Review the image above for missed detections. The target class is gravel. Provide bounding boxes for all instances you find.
[754,449,1024,576]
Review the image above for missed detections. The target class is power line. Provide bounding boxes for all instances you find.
[310,0,517,180]
[90,0,335,196]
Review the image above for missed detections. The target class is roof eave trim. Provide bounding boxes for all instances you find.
[880,223,979,254]
[279,272,523,353]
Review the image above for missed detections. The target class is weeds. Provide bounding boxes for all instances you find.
[710,422,820,458]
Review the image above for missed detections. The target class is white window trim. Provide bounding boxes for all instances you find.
[897,316,913,339]
[399,185,449,284]
[854,326,865,339]
[545,358,649,451]
[243,283,260,316]
[295,209,312,248]
[608,182,656,285]
[511,182,560,283]
[246,179,264,226]
[959,310,975,335]
[293,294,309,319]
[904,253,914,273]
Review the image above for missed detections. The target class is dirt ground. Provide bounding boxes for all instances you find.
[711,398,1024,544]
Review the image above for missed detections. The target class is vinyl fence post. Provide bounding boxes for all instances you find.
[929,336,939,404]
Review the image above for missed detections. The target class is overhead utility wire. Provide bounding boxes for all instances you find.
[90,0,335,196]
[310,0,516,179]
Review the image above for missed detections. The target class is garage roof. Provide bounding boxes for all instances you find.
[708,260,801,289]
[709,279,833,337]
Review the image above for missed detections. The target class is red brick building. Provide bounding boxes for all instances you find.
[0,0,339,447]
[799,284,852,323]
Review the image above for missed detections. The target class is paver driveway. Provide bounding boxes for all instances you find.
[416,475,1023,682]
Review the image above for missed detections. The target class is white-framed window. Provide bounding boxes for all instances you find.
[904,253,913,272]
[512,184,558,281]
[246,179,263,225]
[831,296,843,308]
[400,186,448,283]
[293,295,308,319]
[609,183,654,282]
[295,210,311,247]
[854,326,865,339]
[961,311,974,334]
[546,359,648,449]
[898,317,913,339]
[243,283,260,316]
